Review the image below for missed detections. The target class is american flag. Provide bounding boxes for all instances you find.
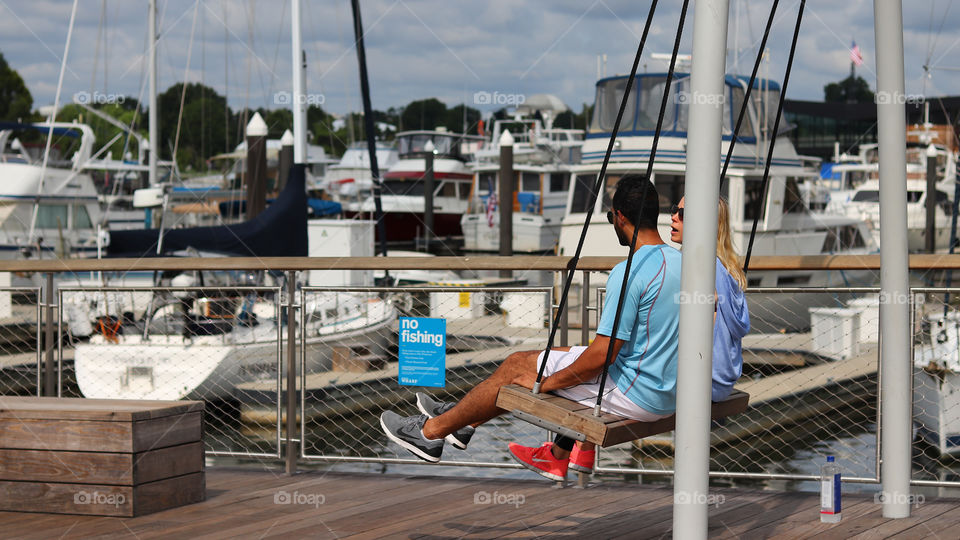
[850,41,863,66]
[485,192,497,227]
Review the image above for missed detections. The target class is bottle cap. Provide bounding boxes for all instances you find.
[827,456,835,462]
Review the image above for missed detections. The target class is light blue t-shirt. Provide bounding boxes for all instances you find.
[597,244,683,415]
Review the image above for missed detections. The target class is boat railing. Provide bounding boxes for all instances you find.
[1,255,960,485]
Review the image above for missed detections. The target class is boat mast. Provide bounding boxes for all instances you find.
[28,0,79,248]
[350,0,388,258]
[148,0,158,188]
[291,0,307,164]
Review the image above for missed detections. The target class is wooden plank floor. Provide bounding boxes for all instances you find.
[0,468,957,539]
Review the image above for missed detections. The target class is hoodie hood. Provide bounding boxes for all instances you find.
[712,258,750,401]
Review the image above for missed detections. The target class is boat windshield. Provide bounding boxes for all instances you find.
[383,179,425,196]
[398,133,456,157]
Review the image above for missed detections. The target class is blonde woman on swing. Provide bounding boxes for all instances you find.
[558,196,751,477]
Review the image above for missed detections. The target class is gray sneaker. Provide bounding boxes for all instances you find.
[416,392,475,450]
[380,411,443,463]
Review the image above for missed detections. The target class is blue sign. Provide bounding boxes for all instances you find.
[398,317,446,387]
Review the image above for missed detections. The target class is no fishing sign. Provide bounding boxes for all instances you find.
[398,317,446,387]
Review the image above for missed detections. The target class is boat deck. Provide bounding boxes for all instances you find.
[3,468,957,539]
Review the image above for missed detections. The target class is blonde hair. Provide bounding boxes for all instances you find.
[717,198,747,290]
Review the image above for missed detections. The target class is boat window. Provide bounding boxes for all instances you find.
[398,134,454,157]
[784,178,807,214]
[383,179,424,196]
[728,86,755,139]
[652,174,685,214]
[637,77,678,131]
[839,225,865,249]
[937,190,953,215]
[520,173,540,192]
[36,204,69,229]
[751,87,781,138]
[457,182,469,200]
[571,174,596,213]
[852,190,879,203]
[906,191,922,203]
[73,205,92,229]
[549,173,570,192]
[743,179,767,221]
[821,228,839,253]
[439,181,457,198]
[478,172,496,194]
[601,174,626,211]
[590,78,638,132]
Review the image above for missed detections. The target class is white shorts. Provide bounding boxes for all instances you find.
[537,346,671,422]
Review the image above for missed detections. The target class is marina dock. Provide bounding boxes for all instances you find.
[3,467,956,538]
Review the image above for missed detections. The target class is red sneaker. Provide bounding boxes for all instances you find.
[569,443,596,474]
[508,442,568,481]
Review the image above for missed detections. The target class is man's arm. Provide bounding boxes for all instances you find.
[516,335,625,393]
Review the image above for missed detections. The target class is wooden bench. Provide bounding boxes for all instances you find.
[496,385,750,447]
[0,397,205,517]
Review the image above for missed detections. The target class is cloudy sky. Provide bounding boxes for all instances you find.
[2,0,960,118]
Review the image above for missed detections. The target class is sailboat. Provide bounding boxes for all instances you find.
[74,166,395,400]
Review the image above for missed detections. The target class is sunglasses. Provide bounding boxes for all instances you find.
[607,210,615,224]
[671,204,684,221]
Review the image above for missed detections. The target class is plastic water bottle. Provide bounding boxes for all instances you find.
[820,456,842,523]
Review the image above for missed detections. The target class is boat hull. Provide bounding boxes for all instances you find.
[461,213,560,253]
[913,366,960,457]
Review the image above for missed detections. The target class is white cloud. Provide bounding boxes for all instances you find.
[1,0,959,116]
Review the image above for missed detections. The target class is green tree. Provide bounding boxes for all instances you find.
[400,98,447,131]
[0,51,33,121]
[444,104,482,134]
[824,75,874,104]
[157,82,234,170]
[57,100,144,161]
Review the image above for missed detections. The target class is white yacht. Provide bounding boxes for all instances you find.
[558,73,878,332]
[820,126,958,252]
[352,130,484,246]
[0,122,115,259]
[324,141,399,212]
[461,96,584,253]
[914,310,960,457]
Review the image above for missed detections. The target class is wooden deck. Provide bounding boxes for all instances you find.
[1,468,957,538]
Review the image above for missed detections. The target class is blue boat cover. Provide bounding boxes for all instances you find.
[108,164,309,257]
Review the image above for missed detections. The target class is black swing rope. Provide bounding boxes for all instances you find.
[531,0,661,393]
[589,0,691,416]
[719,0,781,193]
[532,0,804,437]
[743,0,806,271]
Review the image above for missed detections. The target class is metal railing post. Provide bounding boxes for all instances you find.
[43,273,55,397]
[285,271,298,475]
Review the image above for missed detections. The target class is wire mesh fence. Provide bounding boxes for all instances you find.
[300,286,553,466]
[0,287,41,397]
[8,270,960,487]
[57,285,283,458]
[910,288,960,487]
[590,286,883,485]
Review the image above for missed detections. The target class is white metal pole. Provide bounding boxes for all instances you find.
[291,0,307,164]
[148,0,158,186]
[873,0,912,519]
[673,0,730,538]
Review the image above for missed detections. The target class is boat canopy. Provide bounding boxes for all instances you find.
[107,164,309,258]
[587,73,783,143]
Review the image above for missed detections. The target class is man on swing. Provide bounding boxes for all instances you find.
[380,175,683,481]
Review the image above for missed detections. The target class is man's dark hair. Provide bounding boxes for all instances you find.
[611,174,659,229]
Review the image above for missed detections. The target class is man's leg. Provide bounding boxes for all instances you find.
[422,350,540,440]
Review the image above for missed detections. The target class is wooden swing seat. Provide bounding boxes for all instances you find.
[496,384,750,447]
